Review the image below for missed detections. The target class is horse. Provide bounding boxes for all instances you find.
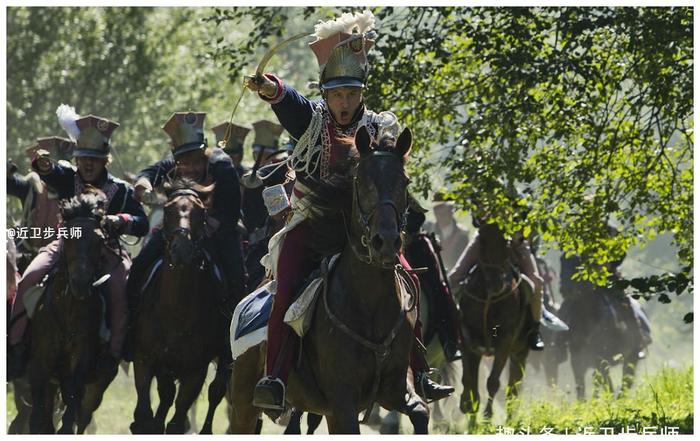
[130,178,231,434]
[455,223,531,421]
[554,282,649,399]
[26,192,118,433]
[229,126,430,434]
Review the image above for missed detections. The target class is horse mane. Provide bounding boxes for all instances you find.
[60,188,106,222]
[165,177,198,195]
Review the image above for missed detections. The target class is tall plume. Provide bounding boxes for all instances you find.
[56,104,81,142]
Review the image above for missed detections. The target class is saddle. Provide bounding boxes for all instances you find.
[139,249,225,296]
[229,254,419,361]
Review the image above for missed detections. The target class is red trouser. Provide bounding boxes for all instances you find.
[266,221,316,381]
[266,222,427,382]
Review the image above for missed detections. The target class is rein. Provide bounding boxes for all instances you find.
[461,257,522,354]
[321,262,413,422]
[163,189,207,264]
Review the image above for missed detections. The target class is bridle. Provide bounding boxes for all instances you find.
[163,188,207,260]
[345,150,408,269]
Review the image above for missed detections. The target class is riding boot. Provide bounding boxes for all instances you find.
[254,329,296,411]
[414,368,455,402]
[410,328,454,401]
[528,321,545,351]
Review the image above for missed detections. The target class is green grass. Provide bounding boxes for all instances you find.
[6,365,693,434]
[455,365,694,435]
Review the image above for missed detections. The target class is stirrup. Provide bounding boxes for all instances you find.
[253,376,286,410]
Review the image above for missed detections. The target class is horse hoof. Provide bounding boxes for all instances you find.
[200,424,213,435]
[166,422,185,434]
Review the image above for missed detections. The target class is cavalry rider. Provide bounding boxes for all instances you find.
[8,137,76,258]
[448,190,547,351]
[241,120,288,244]
[126,112,247,343]
[211,120,251,180]
[428,191,470,272]
[404,200,464,362]
[243,10,453,410]
[7,106,149,379]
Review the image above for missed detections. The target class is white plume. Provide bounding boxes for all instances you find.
[313,10,376,40]
[355,10,376,34]
[56,104,81,142]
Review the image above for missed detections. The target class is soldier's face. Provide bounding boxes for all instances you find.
[325,87,363,125]
[176,150,207,181]
[76,156,107,183]
[434,203,454,227]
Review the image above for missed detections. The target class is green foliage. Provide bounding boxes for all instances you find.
[209,6,692,295]
[6,7,265,179]
[501,366,694,435]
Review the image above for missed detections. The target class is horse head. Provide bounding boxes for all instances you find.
[162,178,213,267]
[476,223,516,298]
[352,125,412,268]
[59,191,107,299]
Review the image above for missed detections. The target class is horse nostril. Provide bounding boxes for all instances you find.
[371,234,383,252]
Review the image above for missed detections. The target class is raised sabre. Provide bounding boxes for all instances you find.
[220,32,311,149]
[255,32,311,77]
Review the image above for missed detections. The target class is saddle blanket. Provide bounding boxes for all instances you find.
[230,280,275,360]
[229,255,340,360]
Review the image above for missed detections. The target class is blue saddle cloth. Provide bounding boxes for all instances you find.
[234,283,274,340]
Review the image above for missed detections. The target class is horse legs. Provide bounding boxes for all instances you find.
[201,357,232,434]
[619,354,640,398]
[166,366,207,434]
[153,372,176,434]
[460,351,481,416]
[325,406,361,434]
[591,358,613,398]
[77,360,119,433]
[307,412,324,434]
[57,372,85,434]
[284,409,303,434]
[29,370,55,434]
[131,361,155,434]
[506,349,528,417]
[9,378,32,434]
[570,350,587,400]
[229,347,264,434]
[484,345,510,420]
[379,369,430,435]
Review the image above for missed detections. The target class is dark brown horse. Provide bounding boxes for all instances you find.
[456,223,530,421]
[230,127,430,434]
[130,178,230,434]
[554,283,649,399]
[26,192,117,433]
